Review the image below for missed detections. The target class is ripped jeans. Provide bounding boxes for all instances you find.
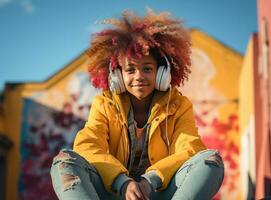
[50,149,224,200]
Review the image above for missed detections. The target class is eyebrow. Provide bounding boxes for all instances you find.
[126,62,155,66]
[142,62,156,65]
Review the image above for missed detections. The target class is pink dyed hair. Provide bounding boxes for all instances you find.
[86,9,192,90]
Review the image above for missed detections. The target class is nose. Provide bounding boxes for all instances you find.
[134,70,144,81]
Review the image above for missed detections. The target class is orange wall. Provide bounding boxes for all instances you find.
[182,30,243,199]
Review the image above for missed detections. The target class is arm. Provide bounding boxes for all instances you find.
[146,97,206,189]
[73,95,128,192]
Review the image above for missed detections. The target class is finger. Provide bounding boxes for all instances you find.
[138,184,149,200]
[133,187,144,200]
[135,184,147,199]
[129,191,141,200]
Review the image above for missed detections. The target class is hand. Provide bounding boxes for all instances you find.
[121,180,150,200]
[138,179,152,198]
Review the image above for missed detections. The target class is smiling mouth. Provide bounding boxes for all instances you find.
[133,85,148,87]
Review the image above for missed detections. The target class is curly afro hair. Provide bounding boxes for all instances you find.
[86,8,192,90]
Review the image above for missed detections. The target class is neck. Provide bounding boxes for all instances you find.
[129,92,154,112]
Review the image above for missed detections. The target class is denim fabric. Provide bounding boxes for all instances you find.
[150,149,224,200]
[51,149,224,200]
[50,149,121,200]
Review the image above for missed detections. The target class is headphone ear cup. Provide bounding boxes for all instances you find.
[109,68,126,94]
[115,68,126,93]
[155,66,171,91]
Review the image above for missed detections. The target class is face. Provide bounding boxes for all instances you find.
[120,54,157,100]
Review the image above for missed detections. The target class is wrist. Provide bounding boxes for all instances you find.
[140,178,153,192]
[120,180,133,197]
[141,171,162,191]
[112,173,133,194]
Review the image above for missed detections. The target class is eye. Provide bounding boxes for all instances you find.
[124,67,135,74]
[143,66,153,73]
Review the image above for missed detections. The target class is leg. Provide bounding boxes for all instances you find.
[172,149,224,199]
[151,149,224,200]
[50,149,121,200]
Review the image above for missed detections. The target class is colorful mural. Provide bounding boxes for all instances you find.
[1,30,244,199]
[181,48,241,200]
[19,72,99,199]
[15,45,242,199]
[18,51,241,199]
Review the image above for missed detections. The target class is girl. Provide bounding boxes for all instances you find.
[51,9,224,200]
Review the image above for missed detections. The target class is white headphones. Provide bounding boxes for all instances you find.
[108,55,172,94]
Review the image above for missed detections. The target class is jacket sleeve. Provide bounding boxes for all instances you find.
[73,95,128,192]
[146,97,206,189]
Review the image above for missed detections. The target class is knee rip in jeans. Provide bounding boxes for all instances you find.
[204,150,223,167]
[53,151,76,166]
[60,173,81,192]
[53,151,81,191]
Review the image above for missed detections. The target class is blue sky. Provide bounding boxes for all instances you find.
[0,0,257,92]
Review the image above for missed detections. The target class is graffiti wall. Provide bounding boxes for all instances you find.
[17,37,242,199]
[181,48,241,200]
[19,72,99,199]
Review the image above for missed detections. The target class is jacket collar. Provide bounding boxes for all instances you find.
[104,87,181,126]
[148,87,181,122]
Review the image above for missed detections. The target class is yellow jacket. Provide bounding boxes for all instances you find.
[73,87,206,191]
